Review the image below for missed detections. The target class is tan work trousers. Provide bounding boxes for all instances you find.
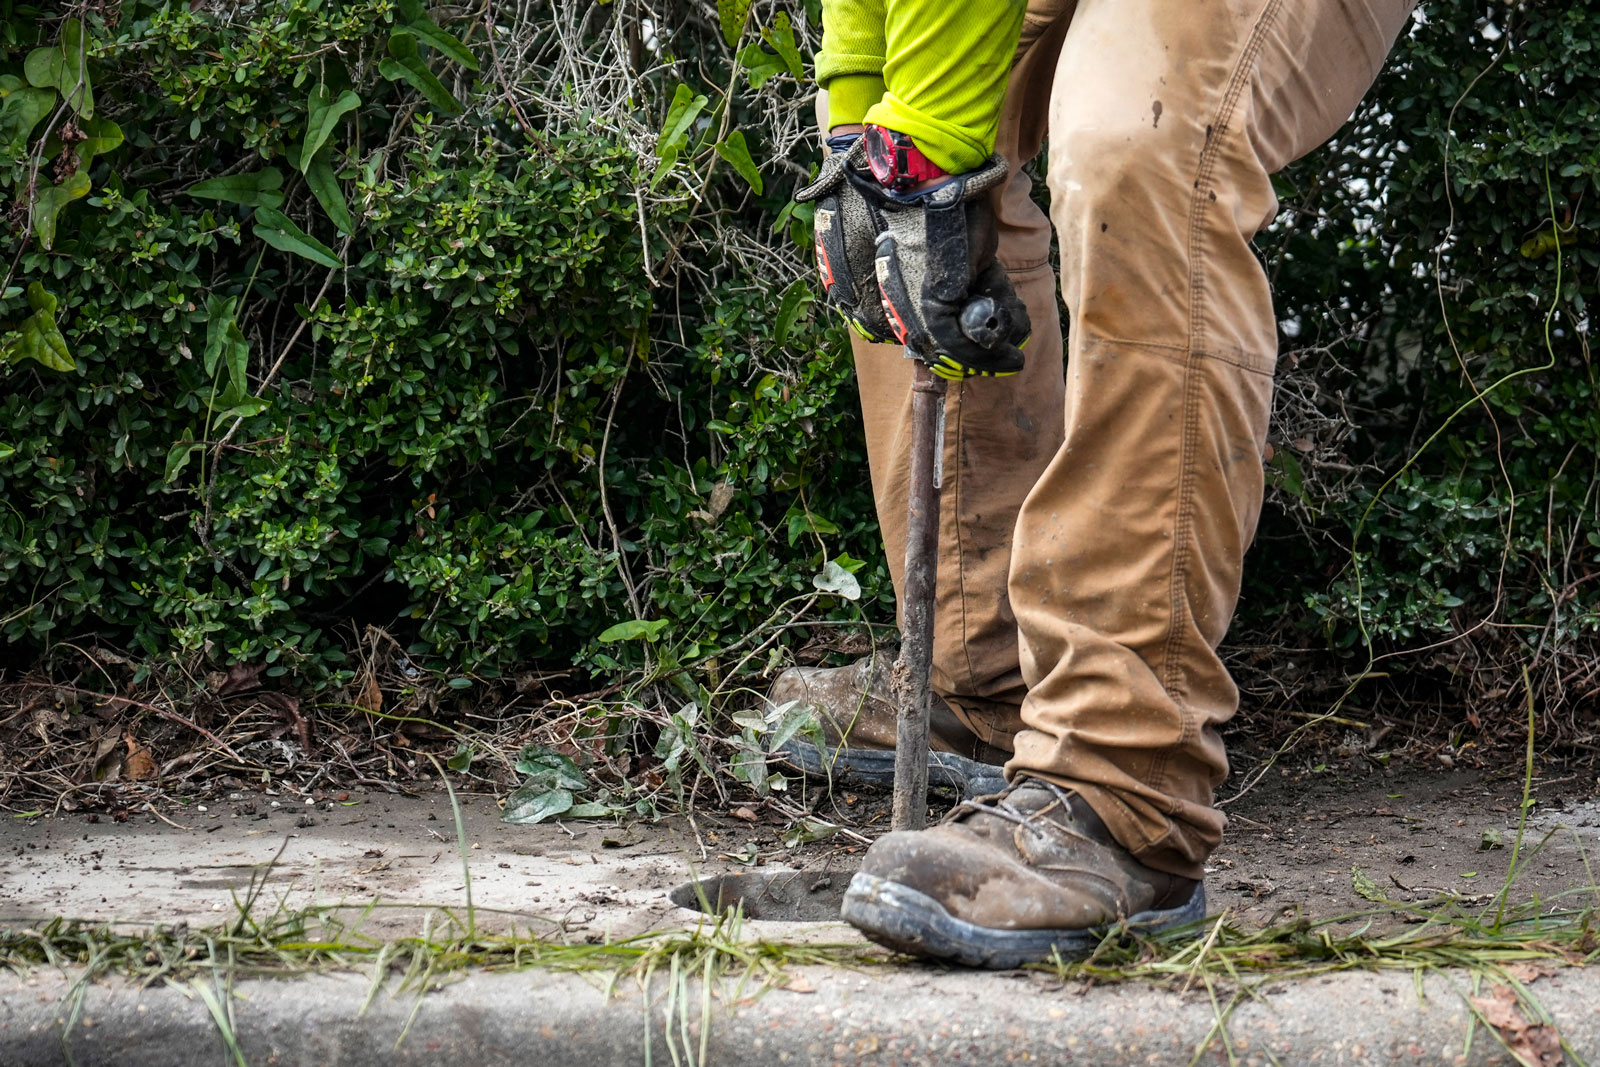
[842,0,1416,879]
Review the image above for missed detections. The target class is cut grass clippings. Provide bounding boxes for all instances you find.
[3,881,1597,1067]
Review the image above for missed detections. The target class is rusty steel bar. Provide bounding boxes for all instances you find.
[891,357,947,832]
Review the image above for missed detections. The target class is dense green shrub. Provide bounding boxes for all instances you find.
[0,0,886,698]
[1247,2,1599,722]
[1,0,1594,735]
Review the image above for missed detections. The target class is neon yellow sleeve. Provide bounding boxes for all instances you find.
[815,0,888,129]
[815,1,1026,174]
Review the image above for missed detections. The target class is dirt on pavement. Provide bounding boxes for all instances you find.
[3,751,1596,939]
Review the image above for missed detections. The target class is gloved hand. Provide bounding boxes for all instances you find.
[872,155,1031,380]
[794,136,895,343]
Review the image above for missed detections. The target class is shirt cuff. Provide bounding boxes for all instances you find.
[863,92,990,174]
[823,72,887,128]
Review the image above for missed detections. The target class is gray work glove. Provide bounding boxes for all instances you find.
[794,136,895,343]
[872,155,1030,380]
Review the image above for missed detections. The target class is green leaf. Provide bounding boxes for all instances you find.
[717,0,753,46]
[0,443,14,460]
[765,699,816,752]
[381,33,461,114]
[773,278,812,345]
[24,18,93,118]
[71,115,122,165]
[658,83,708,152]
[787,509,840,546]
[1,283,74,372]
[446,742,474,772]
[501,785,573,825]
[252,207,341,269]
[304,149,354,235]
[762,13,804,80]
[0,77,56,155]
[300,85,361,172]
[714,130,763,193]
[597,618,670,643]
[650,84,708,190]
[163,441,199,485]
[780,816,839,848]
[812,559,861,601]
[213,400,267,422]
[402,20,479,71]
[32,170,90,249]
[1351,865,1386,903]
[203,295,251,399]
[565,801,621,819]
[735,41,787,89]
[187,168,285,209]
[512,744,589,792]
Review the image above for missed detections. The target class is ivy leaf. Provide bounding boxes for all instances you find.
[252,206,341,268]
[762,13,804,80]
[773,278,812,345]
[1,283,75,372]
[0,76,56,155]
[812,559,861,601]
[163,441,200,485]
[597,618,670,643]
[717,0,753,46]
[402,20,479,71]
[650,83,708,189]
[187,168,285,209]
[304,149,355,235]
[500,785,573,825]
[23,18,93,118]
[658,83,708,151]
[736,41,787,89]
[300,85,360,172]
[714,130,763,193]
[70,115,122,166]
[380,32,462,115]
[513,744,589,790]
[202,295,250,394]
[32,171,90,250]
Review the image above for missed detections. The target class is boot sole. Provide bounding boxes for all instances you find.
[840,871,1208,970]
[775,739,1007,800]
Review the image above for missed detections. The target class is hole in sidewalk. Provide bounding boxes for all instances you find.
[670,869,854,922]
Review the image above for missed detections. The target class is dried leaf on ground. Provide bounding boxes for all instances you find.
[1471,983,1565,1067]
[123,735,157,780]
[359,674,384,713]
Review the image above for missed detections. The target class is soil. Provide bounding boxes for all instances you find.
[3,752,1596,939]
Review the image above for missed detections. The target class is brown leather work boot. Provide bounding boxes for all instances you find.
[766,656,1010,799]
[841,777,1206,968]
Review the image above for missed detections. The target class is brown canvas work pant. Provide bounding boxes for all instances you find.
[830,0,1416,879]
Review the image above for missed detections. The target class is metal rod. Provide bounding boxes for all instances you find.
[891,358,947,832]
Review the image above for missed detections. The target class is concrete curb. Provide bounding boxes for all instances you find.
[2,961,1596,1065]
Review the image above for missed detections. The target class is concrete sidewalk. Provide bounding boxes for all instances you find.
[3,957,1596,1065]
[5,781,1599,1065]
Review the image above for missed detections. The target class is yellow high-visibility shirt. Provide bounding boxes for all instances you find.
[815,0,1027,174]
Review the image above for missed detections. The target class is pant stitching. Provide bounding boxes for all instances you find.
[948,384,978,695]
[1154,0,1284,800]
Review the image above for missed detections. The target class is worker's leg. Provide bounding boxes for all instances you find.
[1006,0,1417,878]
[844,2,1073,749]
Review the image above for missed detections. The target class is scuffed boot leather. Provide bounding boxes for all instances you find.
[766,656,1009,798]
[841,777,1206,968]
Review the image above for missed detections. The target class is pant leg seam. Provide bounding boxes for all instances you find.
[1158,0,1286,782]
[949,383,979,693]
